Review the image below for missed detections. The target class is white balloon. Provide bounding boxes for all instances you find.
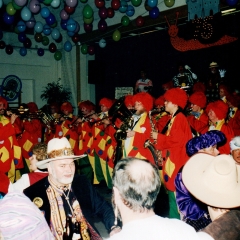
[51,0,60,8]
[99,38,106,48]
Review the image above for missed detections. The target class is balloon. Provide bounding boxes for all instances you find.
[121,15,130,26]
[26,16,36,28]
[17,20,26,32]
[3,13,15,24]
[226,0,238,6]
[64,40,72,52]
[29,0,41,14]
[42,36,49,45]
[83,16,93,24]
[18,32,26,42]
[34,21,43,33]
[71,33,80,43]
[60,20,68,30]
[88,45,95,55]
[0,30,2,40]
[111,0,120,10]
[24,37,32,48]
[14,26,20,34]
[6,2,16,15]
[107,7,115,18]
[98,19,107,31]
[99,38,106,48]
[21,6,31,21]
[12,1,22,10]
[64,5,75,14]
[74,22,80,33]
[54,51,62,61]
[5,45,13,55]
[119,0,128,13]
[60,9,69,20]
[34,33,43,42]
[43,24,51,35]
[83,4,93,18]
[84,23,93,32]
[40,7,50,18]
[67,18,76,32]
[51,28,60,40]
[147,0,157,7]
[14,0,27,7]
[45,13,56,25]
[51,0,60,7]
[144,1,152,11]
[37,48,44,56]
[112,29,121,41]
[126,5,135,16]
[149,6,159,19]
[136,16,144,26]
[81,44,88,54]
[0,41,6,49]
[66,0,77,7]
[49,42,57,53]
[95,0,105,8]
[50,22,57,28]
[99,7,107,19]
[80,0,87,3]
[131,0,141,7]
[19,47,27,56]
[55,34,62,43]
[67,31,75,37]
[43,0,52,5]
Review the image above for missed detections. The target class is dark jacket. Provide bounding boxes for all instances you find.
[23,174,114,233]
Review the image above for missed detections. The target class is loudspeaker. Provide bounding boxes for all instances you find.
[88,60,105,84]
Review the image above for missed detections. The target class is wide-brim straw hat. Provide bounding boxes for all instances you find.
[36,137,86,169]
[209,62,219,68]
[182,153,240,208]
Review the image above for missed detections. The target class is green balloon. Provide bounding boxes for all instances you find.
[43,0,53,5]
[42,36,49,46]
[14,26,20,34]
[81,44,88,54]
[83,4,93,19]
[83,16,93,24]
[80,0,88,2]
[50,22,57,28]
[54,51,62,61]
[12,1,22,10]
[131,0,142,7]
[113,29,121,42]
[6,2,16,15]
[164,0,175,7]
[121,16,130,26]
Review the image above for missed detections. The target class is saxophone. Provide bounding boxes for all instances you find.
[144,110,163,169]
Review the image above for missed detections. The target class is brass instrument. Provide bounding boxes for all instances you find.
[144,110,163,168]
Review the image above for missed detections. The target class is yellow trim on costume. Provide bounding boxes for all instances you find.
[209,119,225,131]
[0,146,10,162]
[23,140,33,152]
[164,157,176,178]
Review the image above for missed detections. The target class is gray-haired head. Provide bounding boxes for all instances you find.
[230,136,240,151]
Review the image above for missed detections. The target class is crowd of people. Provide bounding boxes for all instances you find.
[0,60,240,239]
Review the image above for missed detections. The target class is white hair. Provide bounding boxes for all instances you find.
[230,136,240,151]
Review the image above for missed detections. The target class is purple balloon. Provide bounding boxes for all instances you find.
[3,13,15,25]
[66,0,77,7]
[29,0,41,14]
[18,32,27,43]
[60,9,69,20]
[14,0,27,7]
[26,16,36,28]
[45,13,56,26]
[149,6,159,19]
[24,37,32,48]
[37,48,44,56]
[84,23,93,33]
[98,19,107,31]
[5,45,13,55]
[88,45,95,55]
[98,7,108,19]
[61,20,68,30]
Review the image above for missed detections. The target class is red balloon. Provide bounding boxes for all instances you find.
[5,45,13,55]
[98,7,108,19]
[84,23,93,33]
[136,16,145,27]
[88,45,95,55]
[111,0,120,10]
[49,42,57,53]
[71,33,80,43]
[24,38,32,48]
[95,0,105,8]
[64,5,75,14]
[107,7,115,18]
[0,40,6,49]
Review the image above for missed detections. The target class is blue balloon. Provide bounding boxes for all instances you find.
[126,5,135,17]
[149,6,159,19]
[21,6,31,21]
[34,21,43,33]
[17,20,26,32]
[67,31,75,37]
[19,47,27,56]
[40,7,50,18]
[147,0,157,8]
[43,24,51,35]
[226,0,238,6]
[51,28,60,40]
[61,20,68,30]
[37,48,44,56]
[3,12,15,25]
[64,41,72,52]
[66,18,76,32]
[45,13,56,25]
[119,0,128,13]
[18,32,27,43]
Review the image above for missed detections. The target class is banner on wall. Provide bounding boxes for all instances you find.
[115,87,133,99]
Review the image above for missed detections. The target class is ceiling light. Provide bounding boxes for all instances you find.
[221,8,236,14]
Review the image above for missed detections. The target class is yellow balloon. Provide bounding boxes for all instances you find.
[164,0,175,7]
[6,2,17,15]
[112,29,121,42]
